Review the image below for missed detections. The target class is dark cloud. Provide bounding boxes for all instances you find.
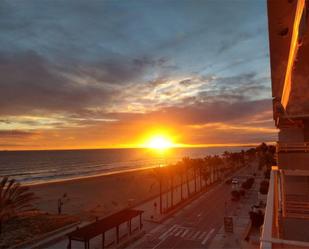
[0,1,273,148]
[109,98,272,126]
[0,51,114,115]
[0,130,35,138]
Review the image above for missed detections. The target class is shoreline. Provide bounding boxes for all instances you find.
[24,164,158,187]
[29,166,161,219]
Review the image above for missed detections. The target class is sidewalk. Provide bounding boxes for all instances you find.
[24,167,247,249]
[209,170,263,249]
[30,176,211,249]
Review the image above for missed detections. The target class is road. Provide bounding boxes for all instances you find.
[131,176,240,249]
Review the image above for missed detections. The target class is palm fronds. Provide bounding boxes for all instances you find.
[0,176,37,233]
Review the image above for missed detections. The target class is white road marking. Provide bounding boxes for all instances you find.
[174,228,184,237]
[185,230,195,239]
[181,229,190,238]
[152,236,168,249]
[198,231,207,240]
[201,228,215,245]
[192,231,201,240]
[158,224,177,240]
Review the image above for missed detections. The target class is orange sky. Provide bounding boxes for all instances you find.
[1,104,277,150]
[0,1,276,150]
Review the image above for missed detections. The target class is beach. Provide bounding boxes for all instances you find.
[30,168,161,220]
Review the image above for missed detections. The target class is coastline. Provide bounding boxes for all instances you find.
[24,164,158,187]
[30,167,160,220]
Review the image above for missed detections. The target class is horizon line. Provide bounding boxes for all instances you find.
[0,141,276,152]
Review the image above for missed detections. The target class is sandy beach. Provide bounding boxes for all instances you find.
[29,168,161,220]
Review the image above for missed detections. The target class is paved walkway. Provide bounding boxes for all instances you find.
[31,174,215,249]
[25,166,250,249]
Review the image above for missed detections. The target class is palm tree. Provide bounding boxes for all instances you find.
[175,162,185,201]
[195,158,204,191]
[0,176,37,234]
[152,168,163,214]
[182,157,191,198]
[202,158,211,187]
[163,166,174,210]
[170,169,174,208]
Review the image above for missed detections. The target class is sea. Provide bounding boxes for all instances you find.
[0,146,250,185]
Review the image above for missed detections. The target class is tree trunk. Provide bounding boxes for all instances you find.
[180,173,183,200]
[199,167,202,190]
[159,178,162,214]
[186,172,190,198]
[166,188,169,210]
[194,169,197,193]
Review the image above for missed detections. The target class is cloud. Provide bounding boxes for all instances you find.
[0,0,273,149]
[0,51,117,116]
[0,130,35,138]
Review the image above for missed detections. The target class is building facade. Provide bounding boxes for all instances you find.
[261,0,309,248]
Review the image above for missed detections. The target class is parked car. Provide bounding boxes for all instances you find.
[232,178,239,185]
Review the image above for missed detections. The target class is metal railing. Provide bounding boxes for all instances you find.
[285,196,309,219]
[260,167,309,249]
[277,142,309,152]
[260,167,279,249]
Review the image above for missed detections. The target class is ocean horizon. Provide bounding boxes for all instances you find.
[0,146,251,185]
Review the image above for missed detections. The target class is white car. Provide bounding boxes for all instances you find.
[232,178,239,185]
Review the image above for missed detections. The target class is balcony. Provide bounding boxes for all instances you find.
[277,143,309,171]
[260,167,309,249]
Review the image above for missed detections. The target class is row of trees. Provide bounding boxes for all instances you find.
[153,149,255,214]
[0,143,276,233]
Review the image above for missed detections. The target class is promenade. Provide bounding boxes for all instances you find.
[25,165,251,249]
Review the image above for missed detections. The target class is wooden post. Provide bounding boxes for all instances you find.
[102,232,105,249]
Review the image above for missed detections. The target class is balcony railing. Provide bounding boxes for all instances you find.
[277,142,309,153]
[285,195,309,219]
[260,167,309,249]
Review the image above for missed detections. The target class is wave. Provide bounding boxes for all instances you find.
[0,147,248,185]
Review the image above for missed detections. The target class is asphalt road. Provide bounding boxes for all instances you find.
[132,167,249,249]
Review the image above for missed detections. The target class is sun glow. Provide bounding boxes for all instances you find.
[146,135,173,150]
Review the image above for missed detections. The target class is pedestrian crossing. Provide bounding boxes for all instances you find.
[158,224,215,244]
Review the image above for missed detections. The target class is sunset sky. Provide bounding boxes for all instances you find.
[0,0,276,150]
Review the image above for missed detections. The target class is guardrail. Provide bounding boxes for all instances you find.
[260,167,277,249]
[260,166,309,249]
[285,199,309,219]
[277,142,309,152]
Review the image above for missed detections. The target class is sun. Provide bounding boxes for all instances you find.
[146,135,173,150]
